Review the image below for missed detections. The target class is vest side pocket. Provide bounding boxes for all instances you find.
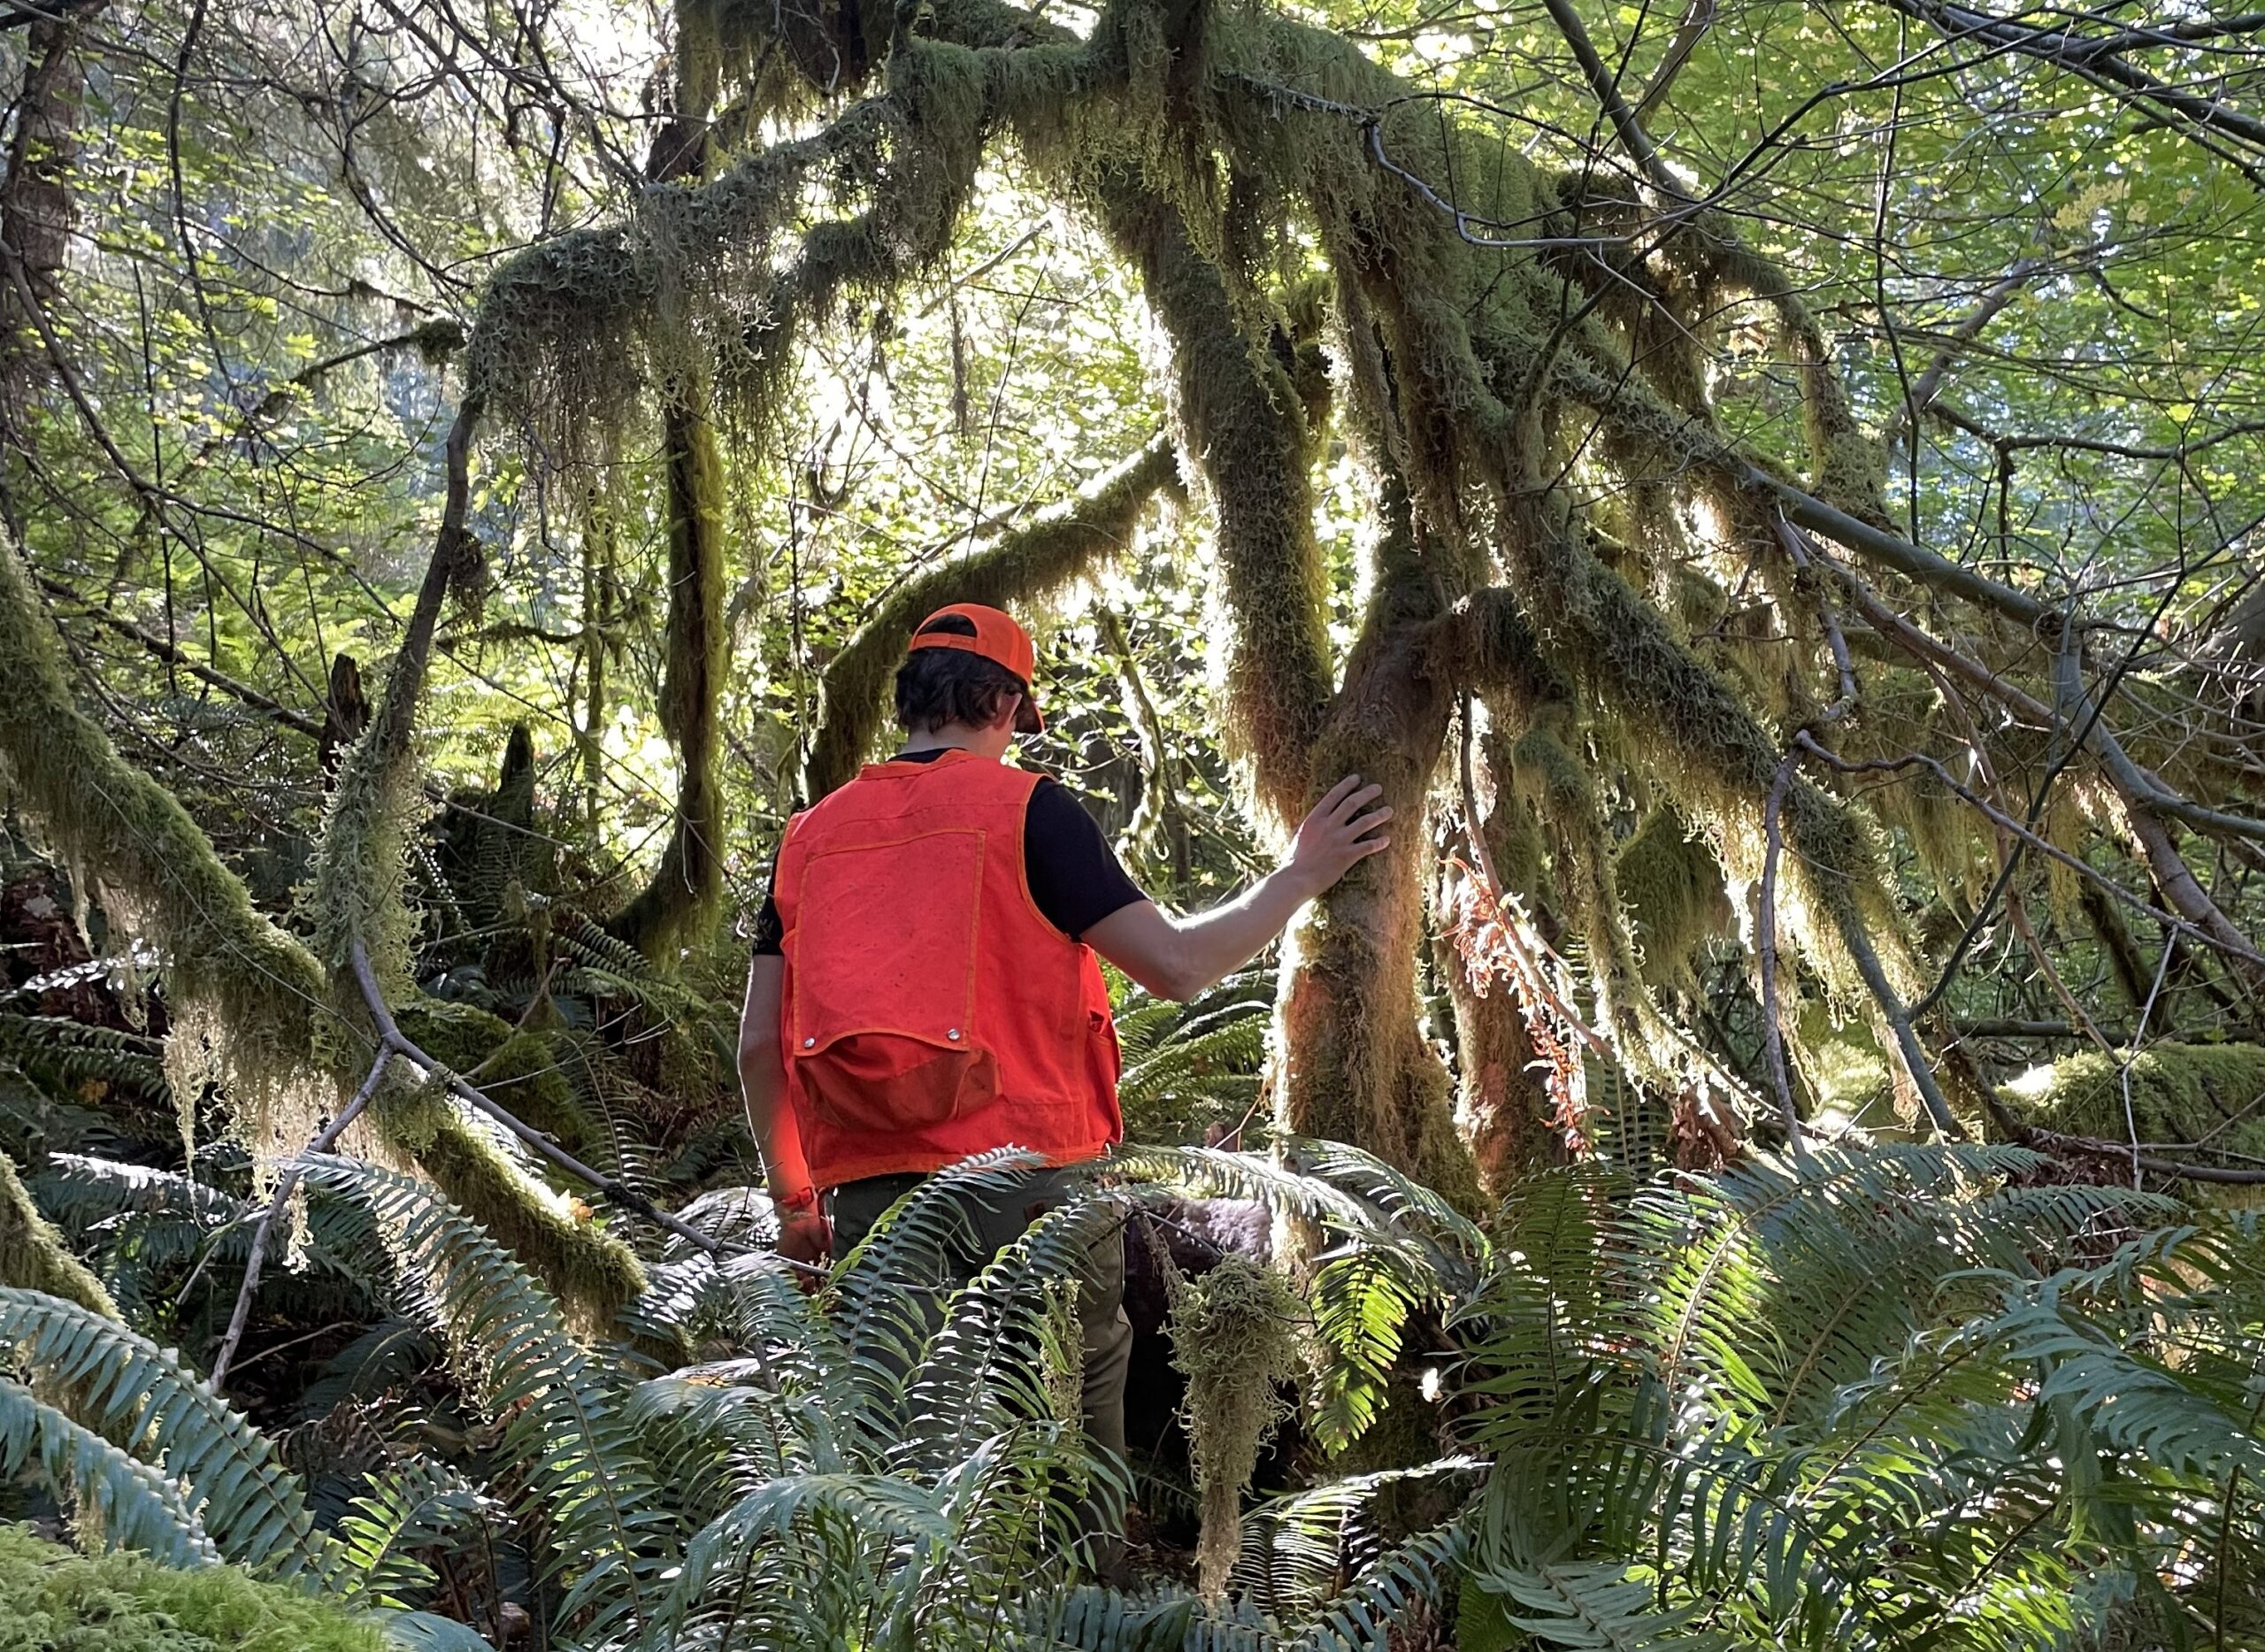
[787,827,998,1132]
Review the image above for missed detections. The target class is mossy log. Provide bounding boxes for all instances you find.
[2012,1041,2265,1168]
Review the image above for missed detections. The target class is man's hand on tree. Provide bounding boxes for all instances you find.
[1285,774,1394,895]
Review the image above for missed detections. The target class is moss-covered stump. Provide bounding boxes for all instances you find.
[2009,1041,2265,1165]
[0,1524,388,1652]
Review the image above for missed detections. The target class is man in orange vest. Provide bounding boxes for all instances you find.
[737,603,1389,1565]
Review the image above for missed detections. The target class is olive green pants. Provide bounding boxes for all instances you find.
[828,1165,1131,1572]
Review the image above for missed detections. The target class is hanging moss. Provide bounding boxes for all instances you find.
[1097,193,1334,825]
[0,1150,116,1318]
[2010,1042,2265,1164]
[0,1525,387,1652]
[1164,1254,1306,1597]
[1616,807,1730,994]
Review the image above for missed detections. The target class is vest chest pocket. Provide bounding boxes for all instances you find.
[786,827,998,1132]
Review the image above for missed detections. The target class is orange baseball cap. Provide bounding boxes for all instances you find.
[907,603,1045,733]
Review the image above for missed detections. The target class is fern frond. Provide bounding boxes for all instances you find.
[296,1155,680,1641]
[0,1372,219,1567]
[1029,1582,1278,1651]
[333,1456,484,1610]
[1298,1516,1471,1652]
[0,1287,333,1577]
[829,1148,1049,1441]
[367,1609,502,1651]
[1467,1556,1731,1652]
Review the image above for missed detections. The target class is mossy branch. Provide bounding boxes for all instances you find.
[0,534,331,1082]
[307,396,483,994]
[802,432,1179,797]
[1108,198,1334,825]
[0,1149,117,1317]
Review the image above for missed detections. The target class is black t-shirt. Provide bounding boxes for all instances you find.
[749,749,1147,956]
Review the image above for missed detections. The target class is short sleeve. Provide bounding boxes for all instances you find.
[750,853,784,957]
[1022,778,1148,940]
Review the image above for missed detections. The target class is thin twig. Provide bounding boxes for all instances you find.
[211,1049,392,1387]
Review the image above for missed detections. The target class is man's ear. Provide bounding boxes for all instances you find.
[993,694,1024,732]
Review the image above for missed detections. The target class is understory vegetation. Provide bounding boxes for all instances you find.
[0,0,2262,1641]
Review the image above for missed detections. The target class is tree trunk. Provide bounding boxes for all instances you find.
[0,11,89,445]
[606,401,726,959]
[1271,493,1478,1203]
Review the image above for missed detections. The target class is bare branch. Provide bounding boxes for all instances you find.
[34,573,325,738]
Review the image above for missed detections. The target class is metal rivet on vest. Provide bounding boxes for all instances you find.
[802,1037,816,1049]
[947,1027,962,1041]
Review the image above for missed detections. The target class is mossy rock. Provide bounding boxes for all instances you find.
[2011,1041,2265,1162]
[0,1523,388,1652]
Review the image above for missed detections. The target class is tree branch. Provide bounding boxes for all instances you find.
[1881,0,2265,158]
[34,573,325,738]
[802,432,1179,799]
[209,1048,393,1388]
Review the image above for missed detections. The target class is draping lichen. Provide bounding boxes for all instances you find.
[1164,1253,1307,1597]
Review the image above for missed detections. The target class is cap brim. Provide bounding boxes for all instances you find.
[1015,695,1044,734]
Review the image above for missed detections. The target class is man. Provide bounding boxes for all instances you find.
[737,602,1389,1564]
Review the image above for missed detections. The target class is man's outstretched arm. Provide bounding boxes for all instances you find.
[1084,774,1391,1002]
[739,955,830,1267]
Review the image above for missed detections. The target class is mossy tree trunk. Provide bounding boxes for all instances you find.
[606,401,727,961]
[1273,536,1472,1196]
[607,47,731,963]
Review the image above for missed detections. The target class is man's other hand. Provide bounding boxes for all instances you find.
[1286,774,1393,895]
[777,1207,832,1289]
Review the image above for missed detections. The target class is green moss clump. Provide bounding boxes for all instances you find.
[2014,1042,2265,1162]
[1616,809,1729,993]
[0,1151,117,1318]
[0,1524,386,1652]
[390,1000,586,1148]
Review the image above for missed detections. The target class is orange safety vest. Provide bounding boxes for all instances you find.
[772,749,1124,1189]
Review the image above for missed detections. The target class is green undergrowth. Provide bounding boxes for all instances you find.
[0,1525,386,1652]
[373,1001,643,1327]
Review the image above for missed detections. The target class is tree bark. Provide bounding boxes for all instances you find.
[0,9,87,434]
[606,400,726,959]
